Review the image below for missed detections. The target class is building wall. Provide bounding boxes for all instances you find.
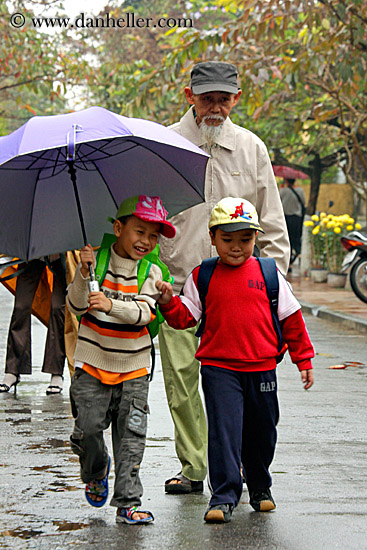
[297,183,354,215]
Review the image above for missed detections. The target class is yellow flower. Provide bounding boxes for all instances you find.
[327,221,336,229]
[320,212,327,219]
[312,226,320,235]
[304,220,314,227]
[334,227,341,234]
[311,214,319,222]
[346,225,354,231]
[355,223,362,230]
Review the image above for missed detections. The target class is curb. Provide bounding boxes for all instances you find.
[300,301,367,335]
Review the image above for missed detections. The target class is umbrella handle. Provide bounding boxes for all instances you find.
[88,262,95,280]
[88,262,100,292]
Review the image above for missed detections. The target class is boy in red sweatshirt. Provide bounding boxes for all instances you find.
[156,197,314,523]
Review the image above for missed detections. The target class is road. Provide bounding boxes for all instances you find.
[0,285,366,549]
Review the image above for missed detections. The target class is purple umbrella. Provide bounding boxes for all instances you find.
[0,106,209,261]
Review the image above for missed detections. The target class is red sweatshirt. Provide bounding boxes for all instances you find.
[159,256,314,372]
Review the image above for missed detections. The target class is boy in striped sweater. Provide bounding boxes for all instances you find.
[66,195,175,524]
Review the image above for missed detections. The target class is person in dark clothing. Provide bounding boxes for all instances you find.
[279,178,306,264]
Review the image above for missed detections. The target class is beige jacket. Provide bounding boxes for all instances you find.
[159,107,290,291]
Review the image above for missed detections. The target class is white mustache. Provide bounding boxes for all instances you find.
[202,115,225,123]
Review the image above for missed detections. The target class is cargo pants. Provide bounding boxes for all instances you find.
[70,369,150,509]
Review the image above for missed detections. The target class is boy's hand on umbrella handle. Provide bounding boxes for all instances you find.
[156,280,173,305]
[88,291,112,313]
[301,369,314,390]
[80,244,95,278]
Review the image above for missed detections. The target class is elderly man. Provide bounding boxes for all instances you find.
[159,61,290,494]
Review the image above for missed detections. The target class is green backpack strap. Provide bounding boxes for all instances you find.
[137,244,173,340]
[95,233,116,284]
[136,244,173,381]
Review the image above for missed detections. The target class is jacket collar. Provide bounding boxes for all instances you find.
[178,106,236,151]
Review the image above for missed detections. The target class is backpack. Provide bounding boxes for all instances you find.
[91,233,173,378]
[195,257,287,363]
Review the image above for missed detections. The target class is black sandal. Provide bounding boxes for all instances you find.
[165,472,203,494]
[0,375,20,395]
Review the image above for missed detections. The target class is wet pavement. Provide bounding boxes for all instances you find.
[288,272,367,334]
[0,283,367,549]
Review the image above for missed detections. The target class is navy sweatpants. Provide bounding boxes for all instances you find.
[201,365,279,508]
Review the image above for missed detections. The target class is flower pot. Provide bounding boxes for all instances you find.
[327,272,347,288]
[310,268,328,283]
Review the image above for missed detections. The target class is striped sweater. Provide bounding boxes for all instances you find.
[66,245,163,373]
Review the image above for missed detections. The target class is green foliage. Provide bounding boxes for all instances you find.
[103,0,365,213]
[0,1,95,134]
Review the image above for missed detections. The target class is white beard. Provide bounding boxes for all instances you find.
[199,115,225,146]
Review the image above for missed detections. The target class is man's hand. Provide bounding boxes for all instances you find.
[156,280,173,305]
[88,291,112,313]
[301,369,314,390]
[80,244,95,278]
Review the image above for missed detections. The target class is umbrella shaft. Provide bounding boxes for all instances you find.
[67,161,87,247]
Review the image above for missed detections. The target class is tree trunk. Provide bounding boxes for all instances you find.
[306,154,322,215]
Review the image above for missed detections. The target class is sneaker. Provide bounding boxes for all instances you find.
[249,488,276,512]
[204,504,232,523]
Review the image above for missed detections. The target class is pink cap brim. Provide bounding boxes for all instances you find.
[159,220,176,238]
[133,213,176,238]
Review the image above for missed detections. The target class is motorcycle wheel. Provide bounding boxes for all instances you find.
[350,258,367,304]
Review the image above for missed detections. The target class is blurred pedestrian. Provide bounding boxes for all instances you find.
[0,255,66,395]
[280,178,306,265]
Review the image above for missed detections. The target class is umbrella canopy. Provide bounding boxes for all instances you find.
[272,165,308,180]
[0,106,209,261]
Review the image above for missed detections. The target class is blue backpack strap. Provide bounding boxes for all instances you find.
[256,257,282,353]
[195,257,219,338]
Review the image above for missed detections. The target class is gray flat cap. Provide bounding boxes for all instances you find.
[190,61,239,94]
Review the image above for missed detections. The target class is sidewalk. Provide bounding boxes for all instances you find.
[288,272,367,334]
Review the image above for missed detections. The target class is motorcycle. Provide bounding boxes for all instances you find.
[340,228,367,304]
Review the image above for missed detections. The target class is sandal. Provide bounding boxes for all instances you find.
[46,385,63,395]
[116,506,154,524]
[85,456,111,508]
[0,374,20,395]
[46,375,63,395]
[165,471,204,494]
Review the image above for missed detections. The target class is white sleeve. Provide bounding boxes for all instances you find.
[277,271,301,321]
[180,272,202,322]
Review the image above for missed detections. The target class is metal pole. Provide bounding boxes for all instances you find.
[67,160,94,280]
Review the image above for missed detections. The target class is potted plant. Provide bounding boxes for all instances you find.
[304,215,328,282]
[304,213,362,286]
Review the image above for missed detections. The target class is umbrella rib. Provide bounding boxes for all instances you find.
[127,140,205,200]
[26,149,54,170]
[26,170,41,262]
[76,141,139,164]
[92,163,119,210]
[51,148,63,176]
